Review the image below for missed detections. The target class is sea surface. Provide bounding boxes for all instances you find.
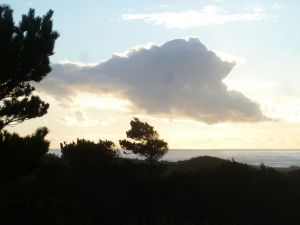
[49,149,300,168]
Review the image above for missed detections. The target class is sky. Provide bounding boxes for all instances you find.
[4,0,300,149]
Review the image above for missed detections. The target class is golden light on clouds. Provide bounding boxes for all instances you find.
[6,37,300,150]
[77,94,132,113]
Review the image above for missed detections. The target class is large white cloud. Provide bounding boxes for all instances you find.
[39,38,268,124]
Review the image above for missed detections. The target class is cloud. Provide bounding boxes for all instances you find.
[121,5,271,29]
[214,51,247,65]
[246,4,266,13]
[57,110,117,127]
[40,38,268,124]
[272,3,285,11]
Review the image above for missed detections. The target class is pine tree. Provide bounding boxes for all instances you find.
[0,5,59,130]
[120,118,168,162]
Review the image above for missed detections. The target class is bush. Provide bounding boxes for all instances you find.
[0,127,49,179]
[60,138,118,165]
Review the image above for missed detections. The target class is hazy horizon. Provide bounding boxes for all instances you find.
[49,148,300,167]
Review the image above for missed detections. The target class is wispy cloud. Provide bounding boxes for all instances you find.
[121,5,273,29]
[57,110,118,127]
[272,3,285,11]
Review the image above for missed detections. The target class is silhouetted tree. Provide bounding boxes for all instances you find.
[0,127,49,178]
[0,5,59,130]
[60,138,118,162]
[119,118,168,162]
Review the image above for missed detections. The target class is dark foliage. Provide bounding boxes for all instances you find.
[0,5,59,130]
[0,197,93,225]
[0,127,49,179]
[2,139,300,225]
[60,138,119,178]
[120,118,168,162]
[60,138,118,162]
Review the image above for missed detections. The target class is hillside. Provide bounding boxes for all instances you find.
[2,150,300,225]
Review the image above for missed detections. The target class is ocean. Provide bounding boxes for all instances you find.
[49,149,300,168]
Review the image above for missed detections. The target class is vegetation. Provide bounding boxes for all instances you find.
[2,118,300,225]
[2,144,300,225]
[0,5,58,130]
[0,127,49,180]
[61,138,118,161]
[120,118,169,162]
